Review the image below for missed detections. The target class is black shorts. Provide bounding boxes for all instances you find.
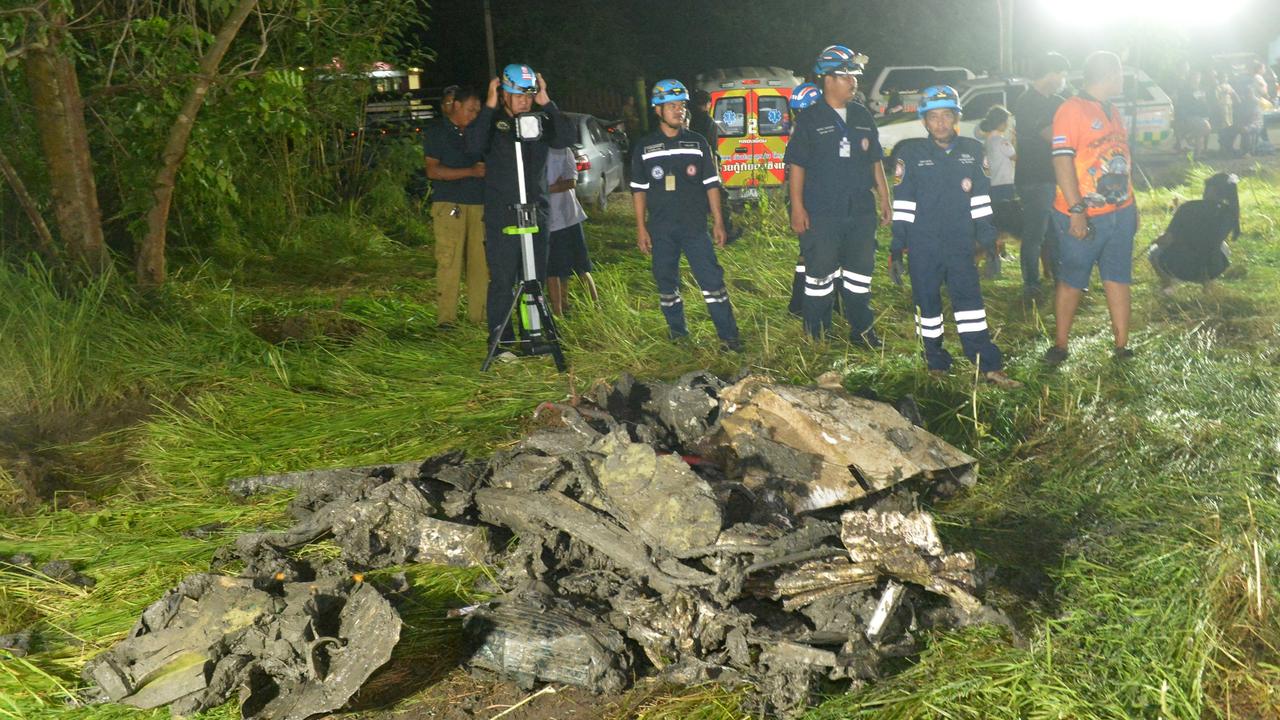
[547,223,593,277]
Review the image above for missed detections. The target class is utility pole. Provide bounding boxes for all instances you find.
[997,0,1014,74]
[483,0,497,78]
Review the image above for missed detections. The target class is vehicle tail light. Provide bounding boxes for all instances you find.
[575,154,591,172]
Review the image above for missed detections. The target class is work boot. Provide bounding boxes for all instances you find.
[851,328,883,350]
[720,337,745,353]
[983,370,1023,389]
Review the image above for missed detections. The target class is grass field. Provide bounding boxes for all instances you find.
[1,166,1278,719]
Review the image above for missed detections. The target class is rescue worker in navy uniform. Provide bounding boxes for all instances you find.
[888,87,1022,388]
[464,63,573,347]
[784,46,893,346]
[631,79,743,352]
[785,82,823,316]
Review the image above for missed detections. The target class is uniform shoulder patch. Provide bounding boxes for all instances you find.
[893,157,906,184]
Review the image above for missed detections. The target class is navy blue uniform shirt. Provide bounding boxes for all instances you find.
[422,119,485,205]
[629,129,722,230]
[890,136,998,255]
[783,101,882,217]
[464,101,573,228]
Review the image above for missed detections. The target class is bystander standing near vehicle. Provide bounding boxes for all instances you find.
[423,86,487,328]
[1013,52,1071,301]
[1045,51,1138,366]
[545,146,599,315]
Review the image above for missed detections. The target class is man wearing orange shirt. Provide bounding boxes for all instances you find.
[1044,51,1138,366]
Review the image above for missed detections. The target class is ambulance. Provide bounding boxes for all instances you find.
[695,67,804,202]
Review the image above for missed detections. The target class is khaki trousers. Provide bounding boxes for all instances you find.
[431,202,487,324]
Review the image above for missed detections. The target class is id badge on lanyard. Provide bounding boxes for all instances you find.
[835,113,852,158]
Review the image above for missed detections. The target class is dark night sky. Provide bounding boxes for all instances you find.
[416,0,1280,94]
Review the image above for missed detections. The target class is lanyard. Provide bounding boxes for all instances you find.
[830,105,850,140]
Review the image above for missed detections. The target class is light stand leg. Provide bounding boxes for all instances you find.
[481,134,567,372]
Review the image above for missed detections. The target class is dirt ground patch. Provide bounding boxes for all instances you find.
[0,394,156,512]
[249,308,366,345]
[371,670,635,720]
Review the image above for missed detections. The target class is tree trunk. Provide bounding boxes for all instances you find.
[24,35,108,274]
[135,0,258,288]
[0,146,58,263]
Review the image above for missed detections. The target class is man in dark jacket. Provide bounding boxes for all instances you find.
[464,63,573,346]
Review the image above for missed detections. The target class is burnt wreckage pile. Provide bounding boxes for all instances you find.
[84,372,1014,718]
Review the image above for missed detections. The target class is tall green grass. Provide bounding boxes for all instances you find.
[1,166,1277,719]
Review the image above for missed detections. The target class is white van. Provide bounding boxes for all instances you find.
[865,65,978,115]
[875,69,1174,155]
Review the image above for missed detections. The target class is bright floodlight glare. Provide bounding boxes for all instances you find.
[1044,0,1249,26]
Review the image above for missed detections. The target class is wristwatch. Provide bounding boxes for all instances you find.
[1068,201,1087,215]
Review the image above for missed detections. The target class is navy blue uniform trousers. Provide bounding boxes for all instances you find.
[908,249,1002,373]
[650,225,739,342]
[799,211,876,340]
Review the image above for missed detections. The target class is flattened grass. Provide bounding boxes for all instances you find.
[2,167,1278,719]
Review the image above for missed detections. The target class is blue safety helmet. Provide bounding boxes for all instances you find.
[651,79,690,106]
[917,85,962,117]
[813,45,867,77]
[789,82,822,110]
[501,63,538,94]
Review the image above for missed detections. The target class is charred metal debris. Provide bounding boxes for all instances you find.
[83,372,1016,718]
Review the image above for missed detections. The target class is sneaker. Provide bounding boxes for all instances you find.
[851,328,883,350]
[495,350,518,363]
[1113,346,1135,361]
[984,370,1023,389]
[437,322,456,331]
[1043,345,1069,367]
[721,337,745,353]
[668,330,690,343]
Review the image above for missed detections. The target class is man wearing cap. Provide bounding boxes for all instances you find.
[631,79,743,352]
[464,64,573,347]
[784,45,893,346]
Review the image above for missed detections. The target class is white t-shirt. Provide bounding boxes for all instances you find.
[983,130,1016,188]
[546,147,588,232]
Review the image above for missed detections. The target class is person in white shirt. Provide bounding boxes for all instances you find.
[978,105,1016,278]
[545,146,599,315]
